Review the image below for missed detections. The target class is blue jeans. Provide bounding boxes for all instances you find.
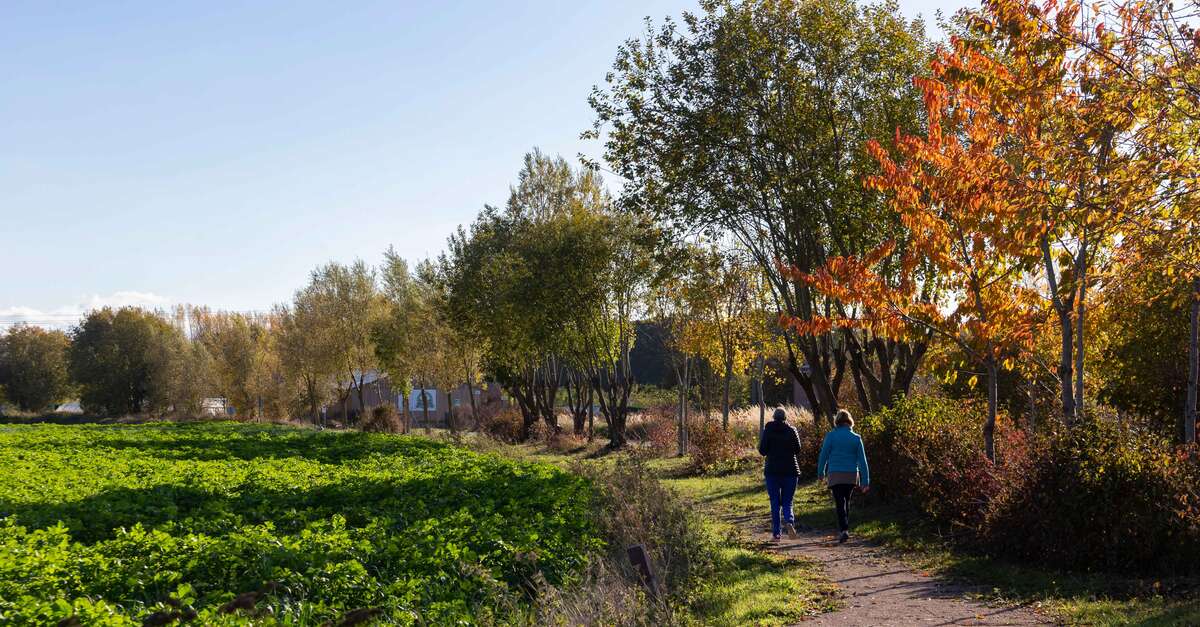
[764,474,799,536]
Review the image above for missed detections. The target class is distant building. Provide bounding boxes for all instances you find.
[201,398,235,417]
[325,370,504,426]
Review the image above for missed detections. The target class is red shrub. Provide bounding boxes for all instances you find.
[477,406,526,444]
[639,406,679,456]
[361,405,404,434]
[984,417,1200,574]
[687,417,754,474]
[861,396,1200,574]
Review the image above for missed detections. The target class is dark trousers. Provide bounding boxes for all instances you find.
[765,474,799,536]
[830,484,854,532]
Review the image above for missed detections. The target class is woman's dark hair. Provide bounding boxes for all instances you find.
[835,409,854,428]
[772,408,787,421]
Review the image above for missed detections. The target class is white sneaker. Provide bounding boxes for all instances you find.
[784,522,797,539]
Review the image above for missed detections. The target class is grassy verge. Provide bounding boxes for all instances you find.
[666,456,1199,627]
[478,440,837,626]
[523,437,1199,627]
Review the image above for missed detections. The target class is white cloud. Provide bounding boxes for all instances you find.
[81,291,170,310]
[0,291,172,330]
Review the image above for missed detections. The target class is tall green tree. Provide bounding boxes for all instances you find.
[572,211,657,447]
[445,149,614,440]
[189,308,273,418]
[589,0,932,421]
[68,307,188,416]
[0,325,73,413]
[372,247,419,428]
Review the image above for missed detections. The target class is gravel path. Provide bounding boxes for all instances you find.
[748,517,1054,626]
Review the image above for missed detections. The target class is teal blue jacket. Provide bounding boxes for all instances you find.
[816,425,870,486]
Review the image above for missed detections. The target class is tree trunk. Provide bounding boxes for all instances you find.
[1057,311,1075,423]
[677,357,690,456]
[466,375,477,417]
[1186,276,1199,444]
[757,355,766,433]
[1041,236,1077,424]
[1074,249,1088,418]
[587,390,595,442]
[984,359,998,463]
[722,358,732,431]
[420,382,431,435]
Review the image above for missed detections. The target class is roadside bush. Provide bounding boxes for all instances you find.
[361,405,403,433]
[793,420,828,479]
[985,416,1200,574]
[572,458,716,610]
[859,397,1026,531]
[638,406,679,456]
[478,405,526,443]
[860,396,1200,575]
[687,418,754,474]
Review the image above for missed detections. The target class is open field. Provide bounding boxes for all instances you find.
[0,423,597,625]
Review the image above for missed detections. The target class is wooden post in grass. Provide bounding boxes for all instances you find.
[626,544,659,601]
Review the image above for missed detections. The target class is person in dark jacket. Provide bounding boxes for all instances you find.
[759,407,802,541]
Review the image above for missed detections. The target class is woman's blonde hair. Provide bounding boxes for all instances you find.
[835,409,854,428]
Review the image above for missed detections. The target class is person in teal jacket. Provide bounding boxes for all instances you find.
[816,409,870,543]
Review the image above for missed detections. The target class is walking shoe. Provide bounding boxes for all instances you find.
[771,534,781,543]
[784,522,797,539]
[838,531,849,544]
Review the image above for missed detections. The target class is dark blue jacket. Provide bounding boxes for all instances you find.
[758,420,802,476]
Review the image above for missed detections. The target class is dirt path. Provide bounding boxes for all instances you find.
[754,521,1053,626]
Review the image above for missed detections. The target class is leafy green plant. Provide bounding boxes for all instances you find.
[0,422,601,625]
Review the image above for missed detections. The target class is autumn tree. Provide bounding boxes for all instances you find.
[590,0,934,421]
[306,260,381,423]
[647,243,705,454]
[276,289,338,424]
[189,308,274,418]
[688,245,773,430]
[939,0,1172,424]
[1096,0,1200,441]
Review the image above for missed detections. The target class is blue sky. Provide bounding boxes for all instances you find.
[1,0,955,328]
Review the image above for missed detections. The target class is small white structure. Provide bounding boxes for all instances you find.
[201,398,234,417]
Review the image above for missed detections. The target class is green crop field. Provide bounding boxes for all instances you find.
[0,422,599,625]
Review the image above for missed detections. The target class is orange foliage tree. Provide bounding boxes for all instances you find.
[794,0,1189,455]
[786,47,1043,460]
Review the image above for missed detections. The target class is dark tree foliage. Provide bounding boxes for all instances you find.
[1100,269,1193,437]
[0,325,72,413]
[68,307,186,416]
